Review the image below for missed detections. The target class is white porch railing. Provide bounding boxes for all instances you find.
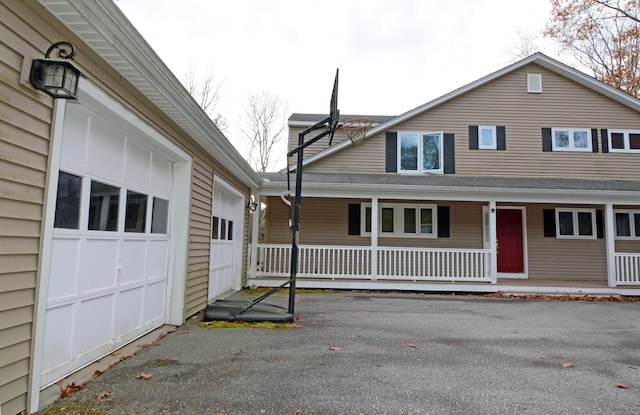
[615,253,640,285]
[250,244,492,283]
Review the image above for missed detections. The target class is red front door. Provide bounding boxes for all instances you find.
[496,209,524,273]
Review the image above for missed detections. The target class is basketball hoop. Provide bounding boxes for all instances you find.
[342,118,372,147]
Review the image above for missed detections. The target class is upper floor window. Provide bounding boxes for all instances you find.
[552,128,591,151]
[608,130,640,152]
[479,126,497,149]
[398,131,443,174]
[555,208,596,239]
[615,210,640,239]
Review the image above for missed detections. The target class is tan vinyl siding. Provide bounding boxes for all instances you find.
[0,0,54,411]
[526,204,607,281]
[306,64,640,180]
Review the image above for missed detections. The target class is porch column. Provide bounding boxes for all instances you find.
[604,202,617,287]
[371,197,379,280]
[249,194,260,280]
[489,200,498,283]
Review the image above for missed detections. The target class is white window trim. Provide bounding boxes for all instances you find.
[555,208,597,239]
[551,128,592,152]
[478,126,497,149]
[608,129,640,153]
[614,209,640,240]
[397,131,444,174]
[362,203,437,238]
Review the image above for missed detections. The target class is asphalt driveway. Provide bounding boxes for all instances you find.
[40,290,640,415]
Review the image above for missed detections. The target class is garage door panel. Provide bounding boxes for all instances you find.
[60,110,89,170]
[80,239,118,294]
[120,240,147,285]
[114,287,143,336]
[48,238,80,301]
[88,117,125,181]
[42,305,74,371]
[76,295,115,354]
[142,281,165,325]
[150,153,172,196]
[124,140,151,192]
[147,240,169,279]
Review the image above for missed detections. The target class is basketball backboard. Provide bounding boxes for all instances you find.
[328,68,340,140]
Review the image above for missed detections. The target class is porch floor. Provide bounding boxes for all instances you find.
[247,276,640,297]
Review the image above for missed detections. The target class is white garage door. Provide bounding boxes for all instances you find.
[208,181,243,300]
[40,101,175,387]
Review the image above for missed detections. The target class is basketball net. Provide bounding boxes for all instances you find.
[342,118,372,147]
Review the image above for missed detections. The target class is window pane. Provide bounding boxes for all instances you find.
[365,206,372,233]
[228,220,233,240]
[577,211,593,236]
[381,207,394,233]
[480,127,494,147]
[212,216,219,239]
[54,171,82,229]
[420,208,433,234]
[151,198,169,234]
[635,214,640,237]
[611,132,625,149]
[220,219,227,240]
[573,130,588,149]
[404,208,416,234]
[125,191,147,233]
[629,133,640,150]
[558,211,574,235]
[422,133,441,171]
[88,181,119,231]
[616,212,631,237]
[554,130,570,148]
[400,133,419,171]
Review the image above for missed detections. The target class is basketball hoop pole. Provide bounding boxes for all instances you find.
[287,118,334,315]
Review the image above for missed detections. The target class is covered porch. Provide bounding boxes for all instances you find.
[251,173,640,295]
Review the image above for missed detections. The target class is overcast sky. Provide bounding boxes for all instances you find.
[115,0,556,169]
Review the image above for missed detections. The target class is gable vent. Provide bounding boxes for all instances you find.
[527,73,542,93]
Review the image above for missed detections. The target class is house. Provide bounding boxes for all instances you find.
[0,0,261,413]
[249,53,640,297]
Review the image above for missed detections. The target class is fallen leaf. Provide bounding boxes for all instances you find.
[97,391,110,401]
[136,372,152,380]
[330,346,342,351]
[562,362,574,368]
[179,329,191,334]
[318,313,324,317]
[408,344,418,348]
[119,354,134,362]
[60,382,83,398]
[368,347,376,351]
[93,370,103,378]
[294,410,302,415]
[615,383,629,389]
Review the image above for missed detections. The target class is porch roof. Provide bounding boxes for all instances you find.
[259,172,640,204]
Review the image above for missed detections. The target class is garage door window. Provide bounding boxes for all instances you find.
[88,181,120,231]
[152,198,169,234]
[125,191,147,233]
[54,171,82,229]
[211,215,233,240]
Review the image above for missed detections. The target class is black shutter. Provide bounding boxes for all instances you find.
[385,132,397,172]
[437,206,450,237]
[596,210,603,239]
[543,209,556,237]
[591,129,599,153]
[348,204,361,235]
[443,133,455,174]
[542,128,552,152]
[469,126,479,150]
[497,126,506,150]
[601,129,609,153]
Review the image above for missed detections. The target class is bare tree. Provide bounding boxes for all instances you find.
[182,65,228,132]
[241,91,287,172]
[505,30,541,62]
[545,0,640,96]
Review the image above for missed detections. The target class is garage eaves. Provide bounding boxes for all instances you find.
[38,0,262,190]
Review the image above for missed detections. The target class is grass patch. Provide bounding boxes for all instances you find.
[199,320,297,329]
[40,402,106,415]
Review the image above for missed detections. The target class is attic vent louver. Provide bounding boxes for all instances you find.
[527,73,542,93]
